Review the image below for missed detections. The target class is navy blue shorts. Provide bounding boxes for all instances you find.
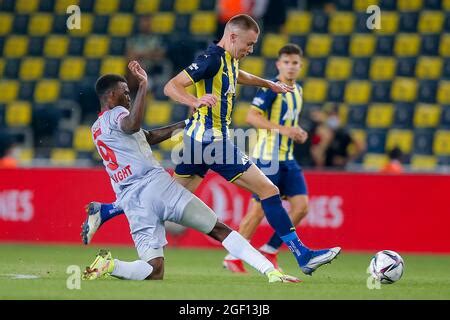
[252,159,308,201]
[174,137,253,182]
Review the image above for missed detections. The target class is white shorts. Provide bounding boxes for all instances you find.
[117,169,193,261]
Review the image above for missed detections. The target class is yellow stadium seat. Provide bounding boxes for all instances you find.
[232,103,250,128]
[68,14,93,36]
[6,101,32,127]
[60,57,86,81]
[363,153,388,171]
[376,11,399,34]
[398,0,423,11]
[100,57,127,75]
[326,57,352,80]
[135,0,160,14]
[284,11,311,34]
[354,0,380,10]
[240,57,264,77]
[28,14,53,36]
[16,0,39,13]
[19,57,45,81]
[414,104,441,128]
[44,36,69,58]
[175,0,199,13]
[50,148,76,166]
[306,34,332,58]
[4,36,28,58]
[94,0,119,14]
[410,155,437,171]
[0,59,4,78]
[262,34,290,58]
[366,104,394,128]
[344,81,371,104]
[416,57,442,79]
[0,13,13,36]
[109,14,134,36]
[145,101,171,126]
[439,34,450,57]
[370,57,396,80]
[386,129,413,154]
[329,12,355,34]
[433,130,450,156]
[74,126,95,151]
[151,13,175,34]
[55,0,80,13]
[349,34,375,57]
[437,81,450,104]
[394,34,420,57]
[418,11,444,33]
[84,36,110,58]
[0,81,19,103]
[350,129,366,147]
[445,0,450,10]
[337,103,349,125]
[17,148,34,165]
[391,78,418,102]
[34,80,61,103]
[303,79,328,103]
[190,12,217,35]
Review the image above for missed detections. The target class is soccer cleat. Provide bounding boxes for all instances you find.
[82,249,115,280]
[267,269,301,283]
[223,258,247,273]
[81,202,102,245]
[259,250,282,272]
[299,247,341,276]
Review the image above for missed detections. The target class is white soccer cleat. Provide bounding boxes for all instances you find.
[300,247,341,275]
[81,202,102,245]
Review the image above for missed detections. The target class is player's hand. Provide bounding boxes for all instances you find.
[268,81,294,94]
[280,127,307,143]
[128,60,148,85]
[195,94,217,108]
[293,127,308,144]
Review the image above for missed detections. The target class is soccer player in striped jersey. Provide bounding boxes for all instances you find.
[82,15,340,276]
[224,44,311,273]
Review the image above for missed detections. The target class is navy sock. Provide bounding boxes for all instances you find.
[260,195,310,260]
[267,233,284,250]
[100,203,124,223]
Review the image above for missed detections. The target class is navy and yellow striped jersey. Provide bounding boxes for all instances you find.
[183,43,239,143]
[251,81,303,161]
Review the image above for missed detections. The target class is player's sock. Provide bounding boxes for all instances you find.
[222,231,274,275]
[111,259,153,280]
[260,195,310,263]
[224,253,238,260]
[100,203,124,223]
[266,233,284,251]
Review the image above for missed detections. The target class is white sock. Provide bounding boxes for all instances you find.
[111,259,153,280]
[222,231,274,275]
[259,244,278,254]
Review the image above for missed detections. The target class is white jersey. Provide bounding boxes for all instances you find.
[91,106,163,197]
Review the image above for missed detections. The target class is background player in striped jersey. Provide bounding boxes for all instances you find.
[224,44,311,273]
[83,15,340,276]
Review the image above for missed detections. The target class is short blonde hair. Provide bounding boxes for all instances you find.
[226,14,260,34]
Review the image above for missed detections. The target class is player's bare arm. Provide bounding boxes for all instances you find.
[237,70,294,93]
[120,61,148,134]
[143,120,186,145]
[246,107,307,143]
[164,71,217,109]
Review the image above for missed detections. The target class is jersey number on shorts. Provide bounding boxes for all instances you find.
[96,140,119,170]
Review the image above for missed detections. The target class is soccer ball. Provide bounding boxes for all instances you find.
[369,250,404,284]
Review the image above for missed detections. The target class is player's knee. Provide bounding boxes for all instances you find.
[258,183,279,199]
[146,257,165,280]
[208,221,232,242]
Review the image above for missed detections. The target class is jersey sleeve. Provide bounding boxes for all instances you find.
[107,106,129,132]
[183,53,221,83]
[251,87,278,113]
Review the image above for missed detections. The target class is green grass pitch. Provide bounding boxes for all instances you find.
[0,244,449,300]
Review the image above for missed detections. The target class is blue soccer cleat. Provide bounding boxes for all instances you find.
[299,247,341,275]
[81,202,103,245]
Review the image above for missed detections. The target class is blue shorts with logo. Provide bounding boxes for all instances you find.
[174,136,253,182]
[252,159,308,201]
